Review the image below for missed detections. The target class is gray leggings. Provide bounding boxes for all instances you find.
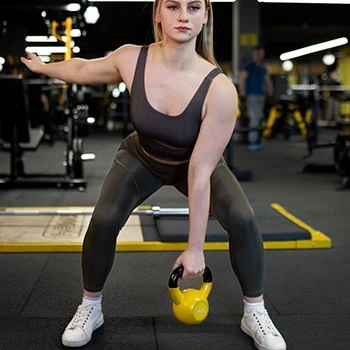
[82,149,265,298]
[247,94,266,144]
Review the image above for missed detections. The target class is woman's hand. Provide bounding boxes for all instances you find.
[20,51,46,74]
[172,248,205,280]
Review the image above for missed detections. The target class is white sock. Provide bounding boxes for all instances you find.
[82,295,102,307]
[243,299,264,312]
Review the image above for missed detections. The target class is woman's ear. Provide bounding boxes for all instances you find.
[155,13,161,24]
[203,8,208,25]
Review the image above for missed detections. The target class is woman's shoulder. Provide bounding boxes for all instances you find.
[193,57,235,96]
[209,68,236,93]
[110,44,143,60]
[108,44,146,75]
[206,68,237,105]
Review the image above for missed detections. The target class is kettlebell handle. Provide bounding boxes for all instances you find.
[168,265,212,288]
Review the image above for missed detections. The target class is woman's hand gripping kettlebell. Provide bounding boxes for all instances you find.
[172,247,205,280]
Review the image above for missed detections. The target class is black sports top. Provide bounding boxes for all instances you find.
[130,45,222,161]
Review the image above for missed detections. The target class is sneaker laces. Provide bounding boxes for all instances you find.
[252,308,280,337]
[69,304,95,330]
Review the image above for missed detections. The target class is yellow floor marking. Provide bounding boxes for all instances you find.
[270,203,332,249]
[0,203,332,252]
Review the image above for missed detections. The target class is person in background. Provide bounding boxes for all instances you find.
[239,46,273,151]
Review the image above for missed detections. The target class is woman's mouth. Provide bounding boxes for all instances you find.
[176,27,190,32]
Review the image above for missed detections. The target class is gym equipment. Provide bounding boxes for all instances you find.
[155,211,311,243]
[103,86,131,137]
[0,205,313,244]
[225,126,265,181]
[302,95,337,165]
[302,106,350,188]
[134,204,311,244]
[0,205,189,216]
[304,118,336,161]
[289,83,350,188]
[0,75,90,191]
[263,95,308,140]
[168,265,212,325]
[334,133,350,188]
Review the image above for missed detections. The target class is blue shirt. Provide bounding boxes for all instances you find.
[243,61,267,96]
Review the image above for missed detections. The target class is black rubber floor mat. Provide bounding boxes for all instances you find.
[155,208,311,242]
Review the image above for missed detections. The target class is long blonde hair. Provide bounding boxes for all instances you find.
[152,0,219,67]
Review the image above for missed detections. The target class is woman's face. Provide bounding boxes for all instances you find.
[155,0,208,43]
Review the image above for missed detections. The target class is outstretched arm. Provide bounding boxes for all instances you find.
[172,74,238,279]
[20,44,137,85]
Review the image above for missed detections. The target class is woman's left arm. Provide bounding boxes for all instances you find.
[172,74,238,279]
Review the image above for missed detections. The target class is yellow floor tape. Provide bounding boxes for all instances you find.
[0,203,331,252]
[270,203,332,249]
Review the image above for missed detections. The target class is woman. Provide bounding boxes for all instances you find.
[21,0,286,349]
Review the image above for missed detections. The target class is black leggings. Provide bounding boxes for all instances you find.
[82,149,264,298]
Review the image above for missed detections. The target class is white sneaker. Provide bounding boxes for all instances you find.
[241,307,287,350]
[62,303,104,347]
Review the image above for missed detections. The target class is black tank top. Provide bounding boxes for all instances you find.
[130,45,222,161]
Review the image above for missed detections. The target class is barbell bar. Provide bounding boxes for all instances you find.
[0,206,190,217]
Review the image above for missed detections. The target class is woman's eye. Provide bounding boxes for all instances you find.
[189,6,200,10]
[167,6,178,10]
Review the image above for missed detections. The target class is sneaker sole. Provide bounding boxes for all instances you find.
[62,315,104,348]
[240,321,286,350]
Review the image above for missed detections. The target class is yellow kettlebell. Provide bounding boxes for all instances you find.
[168,265,213,325]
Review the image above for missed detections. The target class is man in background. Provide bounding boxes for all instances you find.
[239,46,273,151]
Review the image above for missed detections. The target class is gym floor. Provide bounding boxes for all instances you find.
[0,129,349,350]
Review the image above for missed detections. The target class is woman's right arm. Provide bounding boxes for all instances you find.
[20,44,138,86]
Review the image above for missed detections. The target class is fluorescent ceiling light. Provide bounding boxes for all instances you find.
[280,37,348,61]
[38,56,51,63]
[26,35,78,42]
[71,29,82,37]
[84,6,100,24]
[25,46,68,54]
[66,3,81,11]
[81,153,96,160]
[26,36,58,43]
[257,1,350,4]
[323,53,336,66]
[282,60,293,71]
[89,0,236,2]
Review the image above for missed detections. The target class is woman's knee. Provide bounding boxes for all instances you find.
[228,207,260,238]
[87,209,125,239]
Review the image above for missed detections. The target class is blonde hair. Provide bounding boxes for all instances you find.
[152,0,219,67]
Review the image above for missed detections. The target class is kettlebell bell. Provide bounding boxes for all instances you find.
[168,265,213,325]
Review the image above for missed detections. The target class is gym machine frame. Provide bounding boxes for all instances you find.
[0,75,87,191]
[292,83,350,189]
[0,17,91,191]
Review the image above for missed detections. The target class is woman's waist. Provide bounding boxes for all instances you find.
[123,132,191,165]
[138,136,193,164]
[140,146,190,165]
[119,131,190,167]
